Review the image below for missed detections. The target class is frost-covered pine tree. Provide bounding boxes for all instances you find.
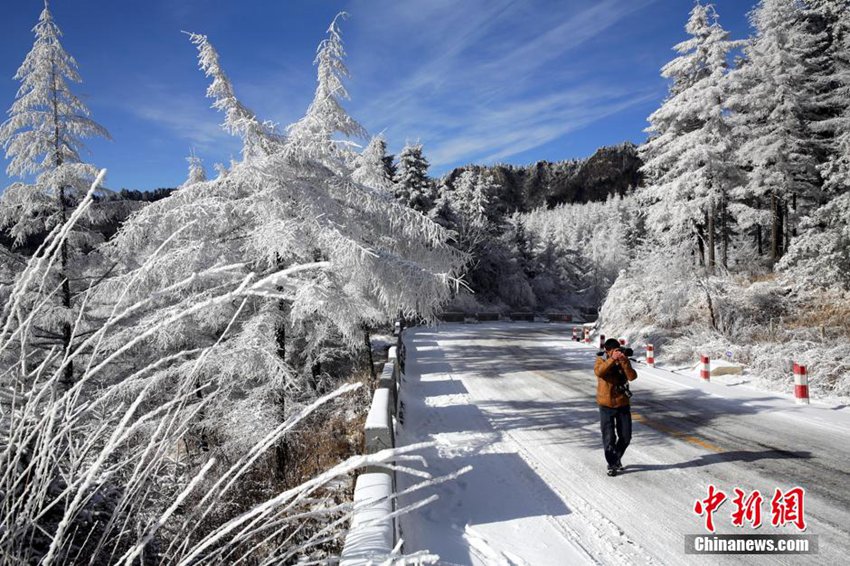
[780,4,850,287]
[394,142,434,213]
[727,0,821,263]
[352,135,393,192]
[182,151,207,187]
[779,190,850,288]
[640,2,741,270]
[451,169,499,227]
[0,1,110,388]
[428,177,457,230]
[801,0,850,143]
[99,26,467,463]
[815,3,850,193]
[189,32,283,161]
[285,12,366,168]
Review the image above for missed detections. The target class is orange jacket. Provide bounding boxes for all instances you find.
[594,354,638,408]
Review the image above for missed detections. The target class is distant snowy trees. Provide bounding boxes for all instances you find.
[522,194,635,308]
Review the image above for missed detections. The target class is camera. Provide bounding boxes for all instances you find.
[598,347,634,358]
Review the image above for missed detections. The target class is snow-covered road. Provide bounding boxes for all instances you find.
[396,323,850,565]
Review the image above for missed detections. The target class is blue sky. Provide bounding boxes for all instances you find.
[0,0,754,191]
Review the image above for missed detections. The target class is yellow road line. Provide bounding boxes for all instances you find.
[528,369,724,453]
[633,412,724,453]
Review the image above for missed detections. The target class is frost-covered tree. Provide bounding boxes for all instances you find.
[779,190,850,288]
[816,4,850,193]
[182,151,207,187]
[352,135,393,192]
[394,143,434,213]
[801,0,850,143]
[452,170,489,225]
[99,27,466,462]
[640,2,741,270]
[448,169,501,236]
[428,177,455,229]
[0,1,110,388]
[189,32,283,160]
[285,12,366,168]
[780,5,850,289]
[728,0,821,263]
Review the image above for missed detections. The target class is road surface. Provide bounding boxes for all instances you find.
[396,323,850,565]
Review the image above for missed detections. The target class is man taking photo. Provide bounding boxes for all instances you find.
[594,338,638,476]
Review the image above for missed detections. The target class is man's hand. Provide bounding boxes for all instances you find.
[610,349,626,362]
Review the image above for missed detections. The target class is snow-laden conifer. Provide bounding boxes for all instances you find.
[450,170,500,231]
[99,25,467,459]
[285,12,367,168]
[801,0,850,143]
[728,0,822,262]
[0,2,109,178]
[394,143,434,213]
[352,135,393,193]
[182,151,207,187]
[817,5,850,193]
[188,32,283,161]
[0,1,111,389]
[640,2,741,269]
[779,190,850,289]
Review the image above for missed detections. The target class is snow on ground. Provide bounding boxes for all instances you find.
[397,322,850,565]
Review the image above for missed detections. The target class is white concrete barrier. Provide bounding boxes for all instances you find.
[339,472,395,565]
[342,330,406,562]
[378,362,396,412]
[365,388,393,458]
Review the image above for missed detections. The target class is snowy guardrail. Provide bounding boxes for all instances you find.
[340,326,405,564]
[437,311,589,323]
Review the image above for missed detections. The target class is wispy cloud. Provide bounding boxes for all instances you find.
[116,81,241,156]
[343,0,660,171]
[427,88,659,166]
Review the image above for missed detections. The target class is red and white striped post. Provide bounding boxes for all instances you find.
[572,327,579,341]
[599,334,606,349]
[584,327,591,344]
[700,354,711,381]
[646,344,655,366]
[619,338,627,346]
[794,363,810,405]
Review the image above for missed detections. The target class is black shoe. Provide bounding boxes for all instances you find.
[607,468,618,477]
[615,460,624,471]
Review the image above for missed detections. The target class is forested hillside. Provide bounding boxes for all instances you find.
[0,0,848,563]
[443,142,642,212]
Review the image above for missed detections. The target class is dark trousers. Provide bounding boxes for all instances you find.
[599,405,632,468]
